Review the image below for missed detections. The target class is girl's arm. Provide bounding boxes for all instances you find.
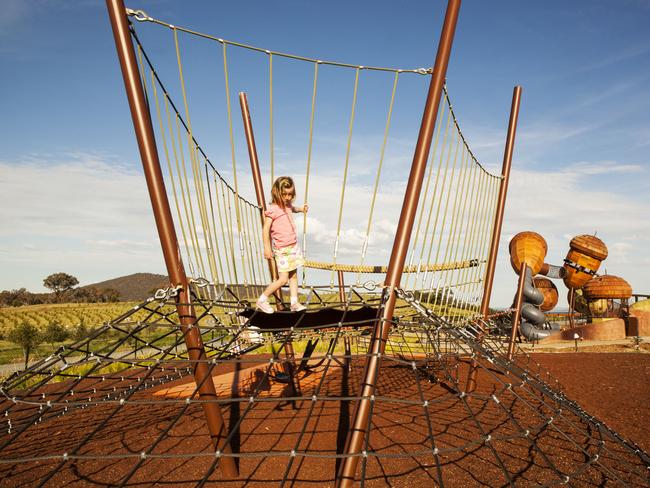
[292,204,309,213]
[263,216,273,259]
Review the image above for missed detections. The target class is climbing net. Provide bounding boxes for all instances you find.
[128,9,502,320]
[1,289,647,486]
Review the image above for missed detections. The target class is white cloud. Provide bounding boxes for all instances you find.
[2,151,648,310]
[0,153,163,291]
[491,164,650,307]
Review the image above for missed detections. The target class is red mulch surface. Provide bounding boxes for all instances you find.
[0,352,648,487]
[530,352,650,453]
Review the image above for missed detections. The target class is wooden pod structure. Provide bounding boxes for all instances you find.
[563,235,608,289]
[533,277,558,311]
[583,274,632,300]
[567,288,589,315]
[509,231,547,275]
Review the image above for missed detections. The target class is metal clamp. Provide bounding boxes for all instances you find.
[126,8,151,22]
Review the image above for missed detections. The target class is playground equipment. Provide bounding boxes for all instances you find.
[563,234,608,289]
[1,1,648,486]
[583,274,633,318]
[507,232,561,340]
[508,231,638,341]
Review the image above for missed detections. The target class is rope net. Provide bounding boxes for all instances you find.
[1,290,647,486]
[128,12,500,320]
[2,8,648,487]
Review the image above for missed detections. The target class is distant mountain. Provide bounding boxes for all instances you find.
[83,273,169,302]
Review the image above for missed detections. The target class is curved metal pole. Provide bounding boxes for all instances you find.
[106,0,237,477]
[337,0,462,485]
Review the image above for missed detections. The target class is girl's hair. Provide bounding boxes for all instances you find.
[270,176,296,207]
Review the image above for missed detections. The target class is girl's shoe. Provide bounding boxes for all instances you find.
[290,303,306,312]
[256,299,274,314]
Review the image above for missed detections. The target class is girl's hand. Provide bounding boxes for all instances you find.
[302,204,309,213]
[264,248,273,260]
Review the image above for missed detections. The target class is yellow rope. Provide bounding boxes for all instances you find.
[302,61,319,286]
[127,19,505,295]
[220,178,238,284]
[221,42,248,287]
[404,97,445,291]
[269,52,275,187]
[443,149,473,314]
[215,177,234,282]
[450,164,482,316]
[149,64,197,281]
[174,28,216,282]
[419,104,453,292]
[205,168,225,283]
[331,67,361,285]
[434,143,469,315]
[356,71,400,286]
[427,129,461,309]
[303,259,479,274]
[477,176,501,309]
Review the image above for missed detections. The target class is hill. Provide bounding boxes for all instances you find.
[83,273,168,301]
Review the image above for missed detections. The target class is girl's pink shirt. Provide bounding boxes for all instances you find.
[264,203,297,248]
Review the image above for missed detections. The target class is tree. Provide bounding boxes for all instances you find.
[8,323,43,369]
[43,273,79,302]
[0,288,44,307]
[43,321,69,348]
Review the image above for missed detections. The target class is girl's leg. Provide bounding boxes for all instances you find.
[288,270,305,311]
[262,272,289,297]
[288,270,298,300]
[257,272,289,313]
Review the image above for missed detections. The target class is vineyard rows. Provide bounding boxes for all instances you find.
[0,302,143,337]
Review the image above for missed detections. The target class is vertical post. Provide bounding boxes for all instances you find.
[479,86,522,318]
[337,270,346,304]
[466,85,521,393]
[239,92,297,385]
[337,1,461,485]
[568,287,575,328]
[238,92,285,309]
[508,262,527,359]
[106,0,238,477]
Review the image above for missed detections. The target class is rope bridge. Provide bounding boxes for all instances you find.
[128,10,502,320]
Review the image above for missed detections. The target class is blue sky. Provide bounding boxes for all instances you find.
[1,0,649,307]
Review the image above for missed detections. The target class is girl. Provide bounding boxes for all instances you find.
[256,176,308,313]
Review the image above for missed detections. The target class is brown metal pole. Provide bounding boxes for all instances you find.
[238,92,285,309]
[337,270,346,304]
[480,86,522,318]
[507,262,527,359]
[466,85,522,392]
[106,0,238,477]
[568,287,575,329]
[238,92,297,385]
[337,0,461,485]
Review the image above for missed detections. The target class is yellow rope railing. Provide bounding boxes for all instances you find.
[303,259,480,274]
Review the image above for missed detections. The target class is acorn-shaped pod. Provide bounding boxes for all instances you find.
[563,235,608,289]
[509,231,547,276]
[533,277,558,312]
[567,288,589,314]
[583,274,632,300]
